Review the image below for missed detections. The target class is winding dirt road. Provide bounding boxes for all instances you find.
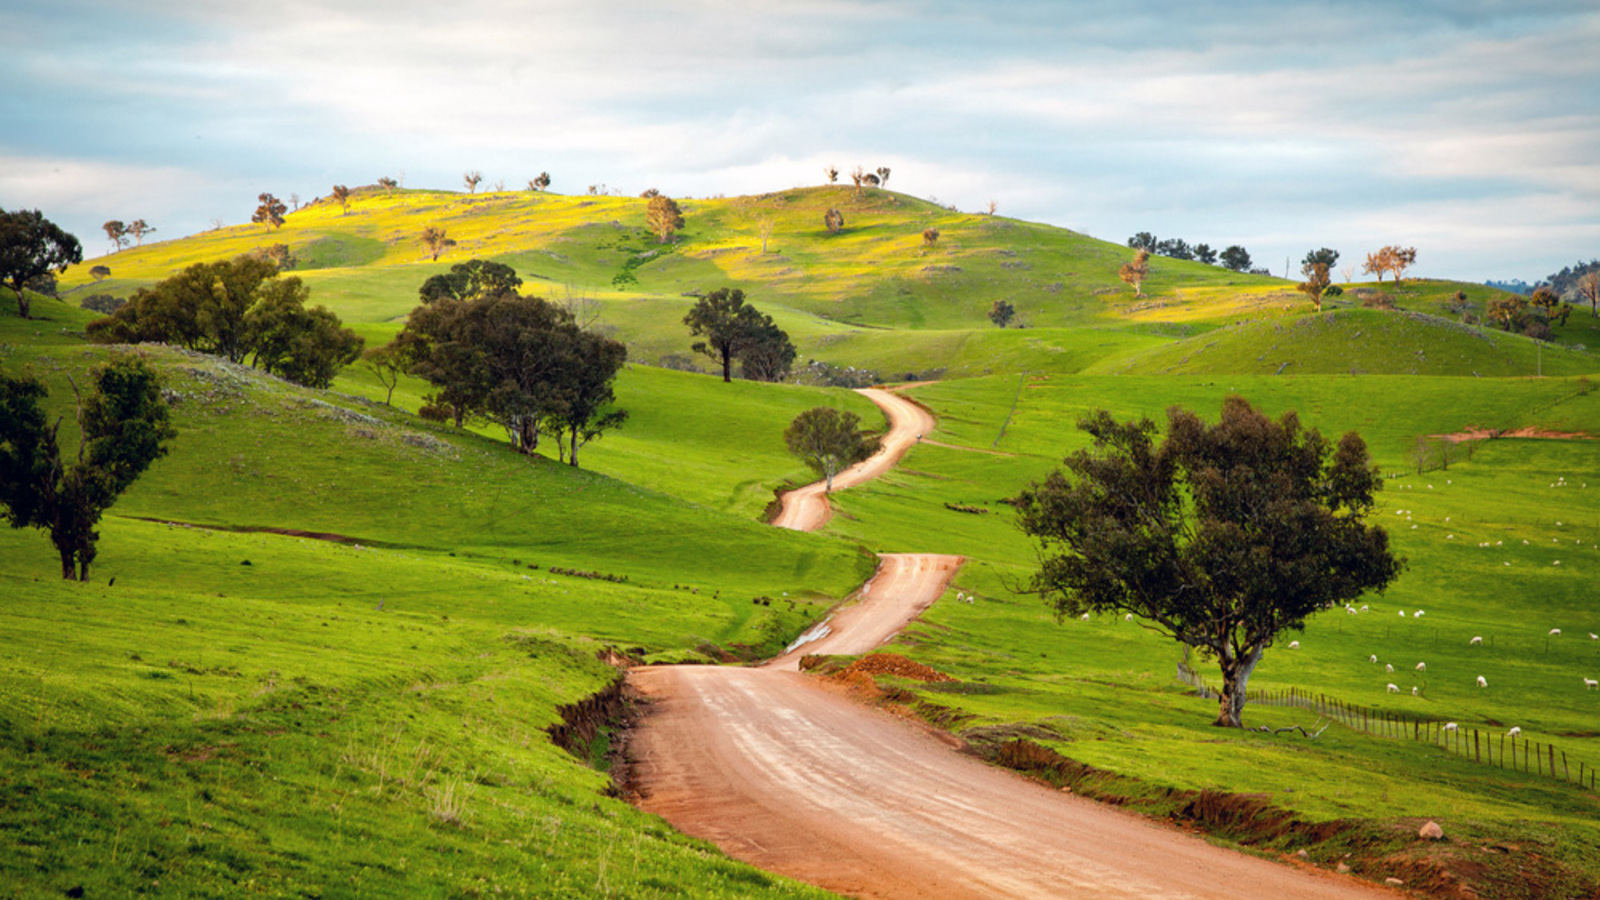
[770,388,935,531]
[626,388,1395,899]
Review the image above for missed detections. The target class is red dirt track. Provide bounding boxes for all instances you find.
[626,388,1397,899]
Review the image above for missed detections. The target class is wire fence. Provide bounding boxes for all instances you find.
[1176,663,1598,792]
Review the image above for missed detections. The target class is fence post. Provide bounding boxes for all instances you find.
[1474,730,1480,764]
[1500,734,1506,768]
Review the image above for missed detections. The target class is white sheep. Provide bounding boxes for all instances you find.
[1590,633,1598,641]
[1399,610,1406,617]
[1415,610,1425,617]
[1370,654,1378,663]
[1550,628,1561,636]
[1415,662,1426,672]
[1386,663,1395,673]
[1125,613,1133,621]
[1443,722,1458,731]
[1470,636,1483,646]
[1411,686,1419,697]
[1507,726,1521,737]
[1476,675,1488,688]
[1584,678,1598,690]
[1289,641,1300,649]
[1387,683,1400,693]
[1080,613,1090,621]
[1361,604,1369,611]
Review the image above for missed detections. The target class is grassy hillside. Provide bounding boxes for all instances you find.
[9,183,1600,897]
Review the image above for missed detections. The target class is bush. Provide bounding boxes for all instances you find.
[79,294,125,314]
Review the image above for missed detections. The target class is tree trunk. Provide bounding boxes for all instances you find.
[720,347,732,383]
[58,546,75,580]
[568,428,579,467]
[824,461,836,493]
[11,287,31,319]
[1213,646,1263,727]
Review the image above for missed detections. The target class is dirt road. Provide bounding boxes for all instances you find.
[626,387,1396,899]
[770,388,935,531]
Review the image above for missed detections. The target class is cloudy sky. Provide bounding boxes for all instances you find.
[3,0,1597,282]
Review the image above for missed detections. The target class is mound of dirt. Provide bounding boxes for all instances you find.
[836,653,957,683]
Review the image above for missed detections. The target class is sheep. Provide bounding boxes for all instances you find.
[1411,686,1419,697]
[1443,722,1458,731]
[1387,683,1400,693]
[1080,613,1090,621]
[1550,628,1561,636]
[1591,633,1598,641]
[1476,675,1488,688]
[1386,663,1395,673]
[1288,641,1300,649]
[1470,636,1483,646]
[1125,613,1133,621]
[1584,678,1598,690]
[1507,726,1522,737]
[1361,604,1369,612]
[1415,610,1425,617]
[1399,610,1406,617]
[1370,654,1378,663]
[1415,662,1426,672]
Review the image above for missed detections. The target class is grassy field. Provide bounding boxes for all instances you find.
[8,184,1600,897]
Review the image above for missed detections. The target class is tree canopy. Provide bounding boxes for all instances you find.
[0,208,83,319]
[395,264,627,462]
[252,193,287,230]
[783,407,880,492]
[1016,397,1402,727]
[646,195,685,243]
[0,356,176,580]
[86,256,362,388]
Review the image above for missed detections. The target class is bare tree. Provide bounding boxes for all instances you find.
[850,166,866,195]
[252,193,287,230]
[1578,271,1600,318]
[102,221,127,253]
[126,219,155,246]
[756,216,775,254]
[420,226,456,261]
[876,166,891,188]
[823,166,839,184]
[1118,249,1150,297]
[463,170,483,193]
[986,199,998,216]
[1298,262,1332,311]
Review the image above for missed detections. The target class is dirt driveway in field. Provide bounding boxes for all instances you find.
[625,387,1397,899]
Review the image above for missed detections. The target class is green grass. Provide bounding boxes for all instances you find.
[13,185,1600,897]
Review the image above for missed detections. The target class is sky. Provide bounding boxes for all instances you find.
[3,0,1597,283]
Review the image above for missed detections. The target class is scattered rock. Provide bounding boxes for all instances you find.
[1419,820,1445,840]
[1385,877,1405,886]
[1336,863,1351,874]
[1296,850,1310,859]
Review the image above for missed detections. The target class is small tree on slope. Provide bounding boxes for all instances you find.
[784,407,880,493]
[0,357,176,580]
[1016,397,1401,728]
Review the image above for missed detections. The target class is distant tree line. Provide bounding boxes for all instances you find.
[86,255,363,388]
[1126,233,1267,275]
[390,260,628,466]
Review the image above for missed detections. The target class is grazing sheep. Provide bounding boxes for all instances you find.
[1387,683,1400,693]
[1550,628,1562,636]
[1470,636,1483,646]
[1386,663,1395,673]
[1590,633,1598,641]
[1361,604,1369,611]
[1415,610,1425,617]
[1416,662,1427,671]
[1476,675,1488,688]
[1443,722,1458,731]
[1507,727,1521,737]
[1584,678,1598,690]
[1399,611,1406,617]
[1289,641,1300,649]
[1370,654,1378,663]
[1411,687,1419,697]
[1080,613,1090,621]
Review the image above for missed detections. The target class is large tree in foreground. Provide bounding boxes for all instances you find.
[0,357,176,580]
[0,209,83,319]
[1016,396,1402,728]
[784,407,880,492]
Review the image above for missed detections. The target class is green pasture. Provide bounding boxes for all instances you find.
[10,184,1600,896]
